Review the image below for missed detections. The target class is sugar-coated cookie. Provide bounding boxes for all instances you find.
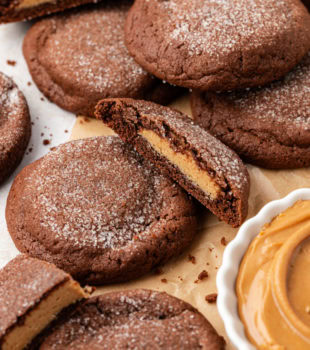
[0,255,87,350]
[38,289,226,350]
[0,72,31,184]
[125,0,310,91]
[23,0,182,117]
[191,52,310,169]
[6,136,197,285]
[96,99,250,227]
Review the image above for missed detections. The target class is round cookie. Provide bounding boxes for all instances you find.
[37,289,226,349]
[23,0,182,117]
[0,72,31,184]
[6,136,197,285]
[191,52,310,169]
[125,0,310,92]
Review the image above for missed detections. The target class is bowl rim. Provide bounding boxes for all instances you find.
[216,188,310,350]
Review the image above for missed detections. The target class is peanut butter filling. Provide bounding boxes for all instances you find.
[236,200,310,349]
[3,279,87,350]
[139,129,221,199]
[17,0,54,9]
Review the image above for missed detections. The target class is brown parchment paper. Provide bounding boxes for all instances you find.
[70,95,310,349]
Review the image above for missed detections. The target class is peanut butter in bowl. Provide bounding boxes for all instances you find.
[236,200,310,349]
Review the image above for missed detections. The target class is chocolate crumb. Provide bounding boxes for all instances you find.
[28,148,33,153]
[84,285,96,294]
[221,237,228,246]
[43,139,50,146]
[50,147,56,151]
[7,60,16,66]
[83,117,90,123]
[198,270,209,281]
[40,97,45,101]
[205,293,217,304]
[188,254,196,264]
[161,278,167,283]
[27,81,32,86]
[64,130,68,133]
[41,133,44,137]
[31,122,34,126]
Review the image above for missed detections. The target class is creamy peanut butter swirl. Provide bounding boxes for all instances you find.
[237,200,310,350]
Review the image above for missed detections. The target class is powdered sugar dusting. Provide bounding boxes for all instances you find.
[133,101,248,192]
[0,72,29,162]
[0,255,67,337]
[23,137,168,249]
[159,0,297,59]
[39,1,150,98]
[42,290,212,349]
[225,51,310,128]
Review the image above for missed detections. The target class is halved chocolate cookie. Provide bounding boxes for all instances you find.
[95,99,250,227]
[191,52,310,169]
[125,0,310,92]
[0,254,88,350]
[0,72,31,184]
[37,289,226,349]
[6,136,197,285]
[23,0,182,117]
[0,0,103,23]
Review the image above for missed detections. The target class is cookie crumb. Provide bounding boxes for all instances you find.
[43,139,50,146]
[198,270,209,281]
[50,147,56,151]
[161,278,167,283]
[205,293,217,304]
[7,60,16,66]
[188,254,196,264]
[221,237,228,246]
[40,97,45,101]
[27,81,32,86]
[83,117,90,123]
[64,129,68,133]
[84,285,96,294]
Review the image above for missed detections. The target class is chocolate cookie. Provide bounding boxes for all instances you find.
[23,1,182,117]
[0,0,103,23]
[191,52,310,169]
[95,99,250,227]
[125,0,310,92]
[6,136,197,285]
[0,72,31,184]
[37,289,226,349]
[0,254,87,350]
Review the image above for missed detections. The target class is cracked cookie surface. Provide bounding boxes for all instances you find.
[191,52,310,169]
[37,289,226,350]
[125,0,310,91]
[6,136,197,285]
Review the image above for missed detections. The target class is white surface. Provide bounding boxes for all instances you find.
[216,188,310,350]
[0,22,76,268]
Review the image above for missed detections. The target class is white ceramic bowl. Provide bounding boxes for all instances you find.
[216,188,310,350]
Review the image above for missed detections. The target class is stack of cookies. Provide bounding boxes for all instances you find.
[0,0,310,348]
